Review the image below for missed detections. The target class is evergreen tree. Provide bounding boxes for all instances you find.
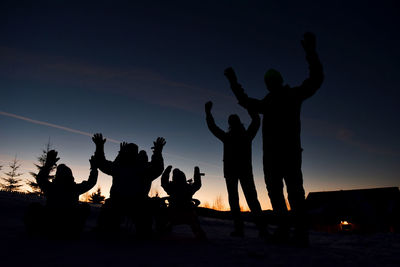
[1,156,23,192]
[27,140,55,195]
[88,187,105,204]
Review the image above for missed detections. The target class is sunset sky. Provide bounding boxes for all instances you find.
[1,1,399,210]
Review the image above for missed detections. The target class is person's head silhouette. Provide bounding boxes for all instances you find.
[264,69,284,92]
[228,114,245,132]
[117,143,138,164]
[138,150,148,164]
[54,164,74,185]
[172,168,187,184]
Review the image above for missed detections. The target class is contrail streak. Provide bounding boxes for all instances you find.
[0,110,120,144]
[0,110,220,169]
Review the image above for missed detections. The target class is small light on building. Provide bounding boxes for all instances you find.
[340,220,352,231]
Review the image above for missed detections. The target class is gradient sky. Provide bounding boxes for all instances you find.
[1,0,399,210]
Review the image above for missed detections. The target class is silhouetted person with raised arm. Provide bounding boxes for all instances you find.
[24,150,98,237]
[136,149,164,198]
[225,32,324,246]
[161,165,206,239]
[205,101,266,237]
[92,133,165,236]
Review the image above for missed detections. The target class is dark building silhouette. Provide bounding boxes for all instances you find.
[24,150,98,237]
[205,101,266,237]
[225,32,324,245]
[307,187,400,233]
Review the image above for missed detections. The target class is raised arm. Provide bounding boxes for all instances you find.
[36,150,59,193]
[205,101,226,141]
[92,133,113,176]
[77,156,98,195]
[161,165,173,195]
[191,166,202,194]
[293,32,324,100]
[147,137,166,181]
[246,110,260,140]
[224,67,265,113]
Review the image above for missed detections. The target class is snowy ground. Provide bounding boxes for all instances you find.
[1,192,399,267]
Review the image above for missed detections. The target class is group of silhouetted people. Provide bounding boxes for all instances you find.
[25,135,207,240]
[24,32,323,246]
[206,32,323,246]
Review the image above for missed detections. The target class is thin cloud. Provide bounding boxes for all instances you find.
[303,117,400,157]
[0,110,220,169]
[0,111,120,144]
[0,46,235,114]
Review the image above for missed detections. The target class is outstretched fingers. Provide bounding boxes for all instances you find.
[92,133,106,146]
[151,137,166,153]
[120,141,128,151]
[46,150,60,166]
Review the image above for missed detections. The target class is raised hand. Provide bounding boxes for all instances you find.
[301,32,316,53]
[92,133,106,147]
[152,137,166,153]
[205,101,213,113]
[164,165,172,174]
[46,150,60,167]
[161,165,173,187]
[120,141,128,152]
[194,166,205,177]
[89,155,97,170]
[224,67,238,84]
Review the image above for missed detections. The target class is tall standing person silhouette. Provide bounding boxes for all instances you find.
[225,32,324,246]
[205,101,267,237]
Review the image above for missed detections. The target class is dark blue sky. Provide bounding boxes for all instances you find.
[1,0,399,209]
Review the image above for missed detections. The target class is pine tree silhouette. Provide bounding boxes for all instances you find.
[26,140,54,195]
[88,187,105,204]
[1,156,23,192]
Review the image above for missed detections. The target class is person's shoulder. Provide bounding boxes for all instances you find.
[262,93,273,102]
[276,85,297,98]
